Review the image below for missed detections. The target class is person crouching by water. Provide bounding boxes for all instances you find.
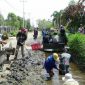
[14,28,27,59]
[44,53,60,80]
[62,73,79,85]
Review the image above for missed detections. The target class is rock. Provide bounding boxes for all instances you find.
[6,67,10,70]
[1,50,47,85]
[1,74,5,78]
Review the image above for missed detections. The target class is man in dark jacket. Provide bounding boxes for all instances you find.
[14,28,27,59]
[33,28,38,39]
[59,27,68,45]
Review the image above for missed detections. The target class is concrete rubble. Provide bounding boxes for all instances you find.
[0,50,47,85]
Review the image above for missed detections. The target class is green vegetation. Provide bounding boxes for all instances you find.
[2,32,9,40]
[37,19,53,30]
[10,31,18,36]
[68,33,85,71]
[52,0,85,32]
[0,13,31,31]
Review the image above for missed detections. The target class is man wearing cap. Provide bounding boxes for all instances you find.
[62,73,79,85]
[14,28,27,59]
[44,53,60,80]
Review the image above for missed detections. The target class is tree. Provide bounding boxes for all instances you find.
[17,16,23,29]
[69,0,76,5]
[0,14,4,26]
[6,13,23,30]
[26,19,31,30]
[37,19,52,30]
[51,11,60,28]
[62,0,85,31]
[7,13,17,26]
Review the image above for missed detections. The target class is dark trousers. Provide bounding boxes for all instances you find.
[59,64,66,75]
[15,45,24,59]
[65,65,69,73]
[59,64,69,75]
[46,69,54,77]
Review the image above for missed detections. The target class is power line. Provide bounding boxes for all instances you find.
[3,0,22,13]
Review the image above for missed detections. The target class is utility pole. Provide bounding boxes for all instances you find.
[20,0,27,28]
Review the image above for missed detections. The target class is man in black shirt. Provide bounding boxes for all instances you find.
[14,28,27,59]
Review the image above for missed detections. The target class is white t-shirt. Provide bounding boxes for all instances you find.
[63,79,79,85]
[61,53,71,65]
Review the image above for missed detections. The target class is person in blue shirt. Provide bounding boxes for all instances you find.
[42,28,48,43]
[44,53,60,80]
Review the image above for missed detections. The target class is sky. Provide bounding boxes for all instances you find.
[0,0,78,26]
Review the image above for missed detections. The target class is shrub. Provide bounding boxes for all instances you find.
[68,33,85,71]
[2,32,9,40]
[10,31,17,36]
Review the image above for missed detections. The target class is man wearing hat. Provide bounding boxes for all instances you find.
[44,53,60,80]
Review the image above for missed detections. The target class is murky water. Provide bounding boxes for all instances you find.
[70,63,85,85]
[44,52,85,85]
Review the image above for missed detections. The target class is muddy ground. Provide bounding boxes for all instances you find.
[0,32,85,85]
[0,49,64,85]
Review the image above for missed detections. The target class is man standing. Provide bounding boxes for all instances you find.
[14,28,27,59]
[59,26,68,45]
[33,28,38,39]
[61,49,71,73]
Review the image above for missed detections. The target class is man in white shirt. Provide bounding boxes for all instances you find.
[62,73,79,85]
[61,49,71,73]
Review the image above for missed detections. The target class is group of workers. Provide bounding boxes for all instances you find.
[2,26,78,85]
[44,49,71,79]
[14,28,79,85]
[42,26,68,45]
[44,47,79,85]
[42,26,79,85]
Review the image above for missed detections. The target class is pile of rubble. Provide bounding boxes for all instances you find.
[0,50,46,85]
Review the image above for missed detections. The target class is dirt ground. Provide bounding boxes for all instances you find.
[0,31,85,85]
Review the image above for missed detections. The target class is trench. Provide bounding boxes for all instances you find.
[0,32,85,85]
[43,52,85,85]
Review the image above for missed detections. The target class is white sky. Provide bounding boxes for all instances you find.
[0,0,78,26]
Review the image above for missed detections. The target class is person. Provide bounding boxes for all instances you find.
[78,24,84,34]
[44,53,60,80]
[62,73,79,85]
[83,26,85,34]
[59,54,66,75]
[14,28,27,59]
[33,28,38,39]
[42,28,48,43]
[59,25,68,45]
[60,49,71,74]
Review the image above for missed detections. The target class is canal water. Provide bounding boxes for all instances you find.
[70,63,85,85]
[43,52,85,85]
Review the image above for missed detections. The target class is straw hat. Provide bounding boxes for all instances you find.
[53,53,59,61]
